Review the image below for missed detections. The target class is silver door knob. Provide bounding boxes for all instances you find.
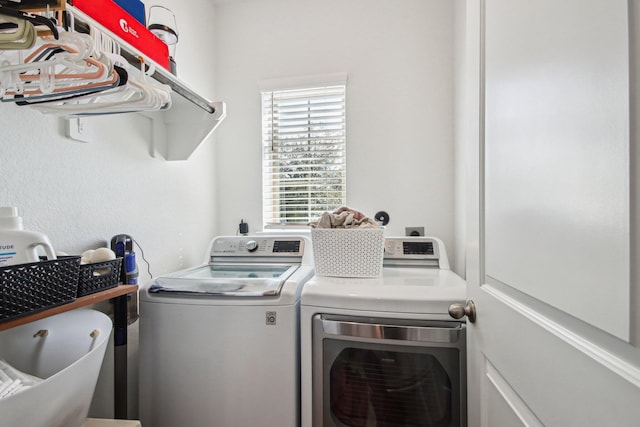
[448,300,476,323]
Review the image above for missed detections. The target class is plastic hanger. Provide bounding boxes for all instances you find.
[0,17,27,41]
[29,72,172,115]
[0,48,108,95]
[0,4,58,39]
[0,32,109,95]
[0,17,36,49]
[0,19,173,115]
[9,65,126,105]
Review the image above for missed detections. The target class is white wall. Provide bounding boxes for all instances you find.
[213,0,457,269]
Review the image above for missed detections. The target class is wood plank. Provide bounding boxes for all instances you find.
[12,0,66,12]
[0,285,138,331]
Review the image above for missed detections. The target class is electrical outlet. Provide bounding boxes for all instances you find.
[405,227,425,236]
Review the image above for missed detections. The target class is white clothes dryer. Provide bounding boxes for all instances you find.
[300,236,467,427]
[139,235,314,427]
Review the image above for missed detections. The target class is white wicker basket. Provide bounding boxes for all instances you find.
[311,228,385,278]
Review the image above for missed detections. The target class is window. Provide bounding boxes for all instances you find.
[261,77,347,226]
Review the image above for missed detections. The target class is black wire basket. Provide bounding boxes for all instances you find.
[77,257,122,297]
[0,256,81,322]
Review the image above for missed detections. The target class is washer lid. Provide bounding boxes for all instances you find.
[149,263,299,296]
[301,268,466,314]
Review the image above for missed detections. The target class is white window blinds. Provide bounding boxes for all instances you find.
[262,84,346,225]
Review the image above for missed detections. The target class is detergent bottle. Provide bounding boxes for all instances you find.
[0,207,56,267]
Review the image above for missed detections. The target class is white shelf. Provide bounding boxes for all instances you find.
[66,5,226,160]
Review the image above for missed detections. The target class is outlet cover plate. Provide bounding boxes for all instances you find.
[405,227,425,236]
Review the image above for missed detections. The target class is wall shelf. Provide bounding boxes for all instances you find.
[66,5,226,160]
[0,284,137,332]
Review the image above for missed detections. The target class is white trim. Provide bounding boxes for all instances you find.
[482,283,640,389]
[629,0,640,347]
[258,72,348,92]
[484,360,545,427]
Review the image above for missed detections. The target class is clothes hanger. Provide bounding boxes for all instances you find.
[5,65,117,98]
[2,42,126,103]
[8,64,126,105]
[24,30,93,64]
[0,4,57,39]
[0,17,173,115]
[0,32,109,95]
[0,17,27,41]
[0,16,35,49]
[25,45,107,80]
[0,18,114,99]
[29,73,172,115]
[0,47,108,95]
[2,53,112,96]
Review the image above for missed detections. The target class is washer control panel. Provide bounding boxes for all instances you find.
[211,236,304,257]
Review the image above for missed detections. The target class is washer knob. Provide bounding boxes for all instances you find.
[246,240,259,252]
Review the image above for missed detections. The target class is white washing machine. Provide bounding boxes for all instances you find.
[139,235,314,427]
[300,236,467,427]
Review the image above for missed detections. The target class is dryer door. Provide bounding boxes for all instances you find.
[312,315,466,427]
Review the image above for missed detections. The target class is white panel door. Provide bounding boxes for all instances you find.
[464,0,640,425]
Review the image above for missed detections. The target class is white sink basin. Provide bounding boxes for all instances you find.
[0,309,112,427]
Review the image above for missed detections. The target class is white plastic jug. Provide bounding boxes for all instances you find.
[0,207,56,267]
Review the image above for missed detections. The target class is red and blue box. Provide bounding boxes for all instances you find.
[113,0,146,25]
[72,0,169,70]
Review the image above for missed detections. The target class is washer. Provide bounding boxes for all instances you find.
[139,235,314,427]
[300,236,467,427]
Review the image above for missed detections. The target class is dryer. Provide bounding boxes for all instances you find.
[139,235,314,427]
[300,236,467,427]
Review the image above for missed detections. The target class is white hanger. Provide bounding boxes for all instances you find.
[29,57,171,115]
[0,18,173,115]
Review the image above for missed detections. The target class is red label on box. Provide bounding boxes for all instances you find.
[72,0,169,69]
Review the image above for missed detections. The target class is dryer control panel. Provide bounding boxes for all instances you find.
[383,237,446,268]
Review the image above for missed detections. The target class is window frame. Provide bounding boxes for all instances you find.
[260,74,348,227]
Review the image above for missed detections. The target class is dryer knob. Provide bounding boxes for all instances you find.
[246,240,259,252]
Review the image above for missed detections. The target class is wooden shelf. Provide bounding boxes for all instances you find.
[0,284,138,332]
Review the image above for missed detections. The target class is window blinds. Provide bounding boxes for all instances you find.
[262,84,346,225]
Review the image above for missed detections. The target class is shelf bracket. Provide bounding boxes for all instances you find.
[145,99,226,161]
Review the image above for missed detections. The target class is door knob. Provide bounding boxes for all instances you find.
[448,300,476,323]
